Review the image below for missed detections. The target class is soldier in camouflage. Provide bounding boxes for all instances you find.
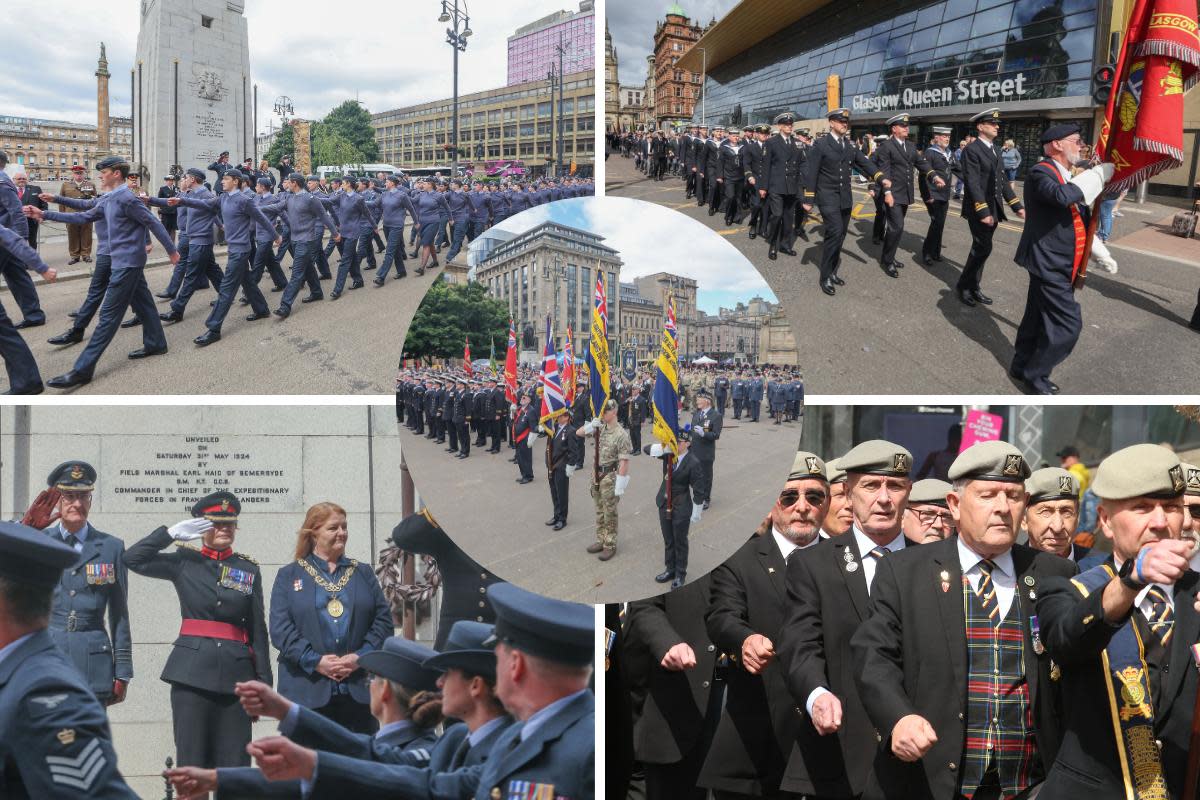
[577,399,631,561]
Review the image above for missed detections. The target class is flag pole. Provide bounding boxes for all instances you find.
[665,452,674,520]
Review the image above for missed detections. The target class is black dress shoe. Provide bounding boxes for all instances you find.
[14,319,44,330]
[1020,378,1058,396]
[971,290,993,305]
[922,255,934,266]
[68,257,81,265]
[3,382,43,395]
[820,278,836,296]
[82,256,91,263]
[273,308,290,319]
[160,310,184,322]
[882,262,899,278]
[301,294,322,303]
[671,576,685,589]
[47,370,94,389]
[703,500,710,510]
[655,570,674,583]
[193,330,221,346]
[373,278,385,287]
[68,311,79,318]
[768,248,778,261]
[350,281,364,289]
[209,300,216,307]
[238,298,250,306]
[748,230,757,240]
[552,521,566,531]
[545,518,559,526]
[780,247,797,257]
[329,291,342,300]
[48,329,84,345]
[155,291,175,299]
[128,346,167,359]
[831,273,845,286]
[958,289,977,307]
[270,285,285,292]
[797,227,809,242]
[245,311,269,321]
[120,317,141,328]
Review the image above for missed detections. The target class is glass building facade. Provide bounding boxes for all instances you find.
[696,0,1103,174]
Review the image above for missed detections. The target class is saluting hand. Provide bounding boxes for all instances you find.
[741,633,775,674]
[891,714,938,761]
[811,692,843,735]
[660,642,697,671]
[235,680,291,720]
[247,736,317,782]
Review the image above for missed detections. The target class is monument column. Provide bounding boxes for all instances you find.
[95,43,111,161]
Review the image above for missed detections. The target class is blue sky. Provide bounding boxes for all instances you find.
[490,197,777,315]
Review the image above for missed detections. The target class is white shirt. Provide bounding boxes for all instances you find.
[805,527,906,715]
[1049,158,1072,182]
[958,537,1016,619]
[772,527,820,562]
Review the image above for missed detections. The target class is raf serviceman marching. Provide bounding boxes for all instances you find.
[760,113,806,261]
[0,521,138,798]
[872,114,945,276]
[125,491,272,770]
[802,108,888,296]
[918,126,955,266]
[957,108,1024,307]
[41,462,132,706]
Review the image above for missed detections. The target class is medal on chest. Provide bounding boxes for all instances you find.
[218,565,254,595]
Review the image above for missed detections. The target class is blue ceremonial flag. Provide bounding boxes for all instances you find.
[651,295,681,456]
[587,272,610,418]
[538,315,567,428]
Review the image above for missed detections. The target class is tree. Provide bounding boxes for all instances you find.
[262,123,296,170]
[311,126,362,171]
[403,281,510,365]
[321,100,379,162]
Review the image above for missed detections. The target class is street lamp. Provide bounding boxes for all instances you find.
[696,47,706,128]
[438,0,471,178]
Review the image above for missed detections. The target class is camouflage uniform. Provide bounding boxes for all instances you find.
[590,422,632,549]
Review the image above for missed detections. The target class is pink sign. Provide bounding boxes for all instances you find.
[960,410,1003,451]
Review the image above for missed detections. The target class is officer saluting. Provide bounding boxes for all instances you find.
[39,461,132,706]
[0,521,137,798]
[125,491,272,771]
[872,114,945,277]
[957,108,1025,307]
[802,109,888,296]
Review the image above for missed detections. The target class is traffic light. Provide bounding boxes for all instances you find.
[1092,64,1116,105]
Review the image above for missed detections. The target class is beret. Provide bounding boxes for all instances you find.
[1040,123,1081,144]
[909,478,952,507]
[186,168,206,181]
[838,439,912,477]
[1025,467,1079,504]
[1091,443,1184,500]
[825,457,847,484]
[787,451,828,482]
[948,440,1030,482]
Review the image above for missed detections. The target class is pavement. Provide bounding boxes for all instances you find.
[397,410,801,604]
[1,218,447,393]
[606,155,1200,395]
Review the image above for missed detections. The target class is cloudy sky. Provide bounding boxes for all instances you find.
[606,0,737,86]
[5,0,589,130]
[491,197,776,314]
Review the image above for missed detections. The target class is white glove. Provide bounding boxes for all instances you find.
[168,518,212,541]
[614,474,631,497]
[1090,236,1119,274]
[649,443,665,458]
[565,465,577,478]
[692,428,704,439]
[690,505,703,523]
[1068,163,1112,205]
[510,404,517,414]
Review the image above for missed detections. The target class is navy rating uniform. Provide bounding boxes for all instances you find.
[704,129,726,213]
[802,108,885,296]
[42,461,133,704]
[871,113,942,276]
[0,521,138,798]
[761,113,807,260]
[918,126,955,265]
[717,131,746,226]
[957,108,1023,306]
[125,491,272,769]
[1011,123,1113,396]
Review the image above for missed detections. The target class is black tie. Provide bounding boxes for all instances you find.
[65,534,81,550]
[1145,586,1174,647]
[451,736,472,768]
[867,547,888,561]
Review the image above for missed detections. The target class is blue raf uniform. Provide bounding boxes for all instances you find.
[730,377,746,419]
[331,185,370,297]
[0,521,137,797]
[369,182,419,284]
[357,179,381,271]
[1010,123,1110,396]
[125,491,272,769]
[150,168,224,322]
[42,461,132,703]
[0,153,44,327]
[444,182,472,262]
[0,221,52,393]
[269,545,394,733]
[268,175,339,318]
[746,376,763,422]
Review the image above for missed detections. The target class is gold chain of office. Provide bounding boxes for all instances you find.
[296,558,359,618]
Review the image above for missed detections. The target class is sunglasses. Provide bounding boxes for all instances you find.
[1189,504,1200,518]
[779,488,828,507]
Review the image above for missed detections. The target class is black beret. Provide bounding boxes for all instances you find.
[1040,123,1081,144]
[186,168,207,182]
[95,155,130,171]
[256,177,273,187]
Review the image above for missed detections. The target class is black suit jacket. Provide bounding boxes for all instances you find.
[762,134,805,196]
[850,537,1075,800]
[1037,564,1200,799]
[699,532,795,795]
[1014,159,1090,284]
[625,575,720,765]
[803,133,882,210]
[918,146,954,204]
[871,137,934,206]
[960,138,1022,221]
[776,534,884,797]
[690,407,721,462]
[654,451,700,512]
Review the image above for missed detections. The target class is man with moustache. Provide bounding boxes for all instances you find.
[1036,445,1200,799]
[776,442,913,800]
[820,460,853,538]
[1022,467,1096,565]
[698,452,830,799]
[852,441,1076,800]
[901,479,955,544]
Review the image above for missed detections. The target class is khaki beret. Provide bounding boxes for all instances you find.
[1091,443,1184,500]
[839,440,912,477]
[1183,463,1200,497]
[787,451,828,482]
[826,457,847,484]
[1025,467,1079,504]
[948,440,1030,482]
[908,478,952,507]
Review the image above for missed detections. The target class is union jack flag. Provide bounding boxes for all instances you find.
[539,315,567,427]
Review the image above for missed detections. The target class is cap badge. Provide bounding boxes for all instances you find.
[1058,476,1073,492]
[1170,465,1185,493]
[1003,454,1024,476]
[220,499,230,512]
[806,456,820,474]
[69,465,84,480]
[1188,468,1200,490]
[893,453,910,472]
[56,729,76,745]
